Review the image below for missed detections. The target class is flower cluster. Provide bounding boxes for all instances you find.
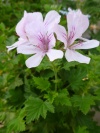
[7,9,99,68]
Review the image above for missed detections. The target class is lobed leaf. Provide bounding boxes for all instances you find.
[25,97,54,123]
[33,76,50,91]
[71,94,95,114]
[7,117,25,133]
[54,89,71,106]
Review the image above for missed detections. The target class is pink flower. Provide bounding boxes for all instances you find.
[7,10,63,68]
[54,9,99,64]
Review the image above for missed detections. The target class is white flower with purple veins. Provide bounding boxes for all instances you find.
[54,8,99,64]
[7,11,43,51]
[7,10,63,68]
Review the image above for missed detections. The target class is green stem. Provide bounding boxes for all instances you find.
[54,69,57,91]
[52,62,58,91]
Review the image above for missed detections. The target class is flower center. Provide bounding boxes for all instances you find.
[67,26,75,46]
[37,32,52,53]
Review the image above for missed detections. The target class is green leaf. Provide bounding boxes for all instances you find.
[26,97,54,123]
[7,117,25,133]
[7,89,25,107]
[54,89,71,106]
[63,61,79,71]
[76,113,95,129]
[71,95,95,114]
[68,68,87,91]
[0,74,8,88]
[44,91,58,103]
[6,108,26,133]
[6,35,16,46]
[0,23,5,31]
[40,69,54,79]
[33,76,50,91]
[0,112,6,121]
[75,126,89,133]
[94,89,100,100]
[8,76,23,89]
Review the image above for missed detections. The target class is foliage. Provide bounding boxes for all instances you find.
[0,0,100,133]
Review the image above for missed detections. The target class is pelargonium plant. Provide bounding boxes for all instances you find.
[7,9,99,67]
[6,8,100,133]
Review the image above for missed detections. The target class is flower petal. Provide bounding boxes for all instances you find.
[25,21,45,45]
[16,11,43,39]
[44,10,61,31]
[16,11,27,39]
[67,9,89,44]
[54,24,67,47]
[17,45,37,54]
[48,33,56,48]
[6,38,28,52]
[71,40,99,50]
[6,42,19,52]
[47,49,63,61]
[25,53,45,68]
[65,48,90,64]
